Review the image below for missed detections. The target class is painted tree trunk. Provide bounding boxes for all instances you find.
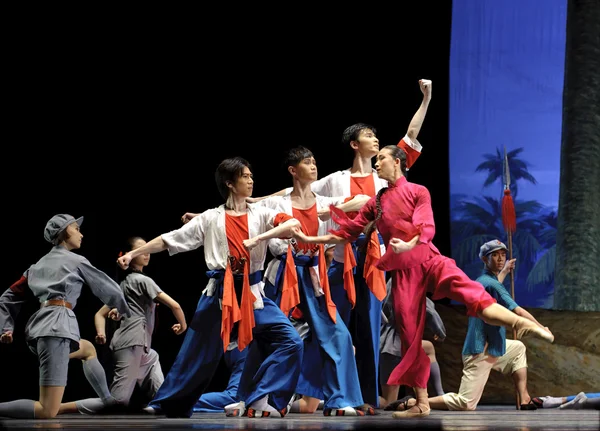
[554,0,600,311]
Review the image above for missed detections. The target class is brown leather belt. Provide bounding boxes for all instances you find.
[41,299,73,310]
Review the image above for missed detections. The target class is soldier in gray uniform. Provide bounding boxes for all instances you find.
[95,236,186,408]
[0,214,131,419]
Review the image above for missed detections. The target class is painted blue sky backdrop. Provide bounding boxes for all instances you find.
[449,0,567,308]
[449,0,567,209]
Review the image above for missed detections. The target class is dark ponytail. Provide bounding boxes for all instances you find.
[359,187,389,252]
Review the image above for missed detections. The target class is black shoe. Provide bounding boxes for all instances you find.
[519,400,538,410]
[531,397,544,408]
[384,396,414,411]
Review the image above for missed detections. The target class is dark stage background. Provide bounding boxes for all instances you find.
[1,5,452,403]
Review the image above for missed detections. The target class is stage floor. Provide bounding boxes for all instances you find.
[0,406,600,431]
[0,406,598,431]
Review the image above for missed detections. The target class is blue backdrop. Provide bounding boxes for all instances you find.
[449,0,567,308]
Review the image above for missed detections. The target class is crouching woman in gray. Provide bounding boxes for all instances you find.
[94,236,187,408]
[0,214,131,419]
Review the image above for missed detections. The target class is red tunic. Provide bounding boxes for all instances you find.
[330,176,496,387]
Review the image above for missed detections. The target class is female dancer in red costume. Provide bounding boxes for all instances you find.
[291,145,554,419]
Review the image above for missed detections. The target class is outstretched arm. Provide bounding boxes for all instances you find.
[245,188,289,204]
[398,79,432,169]
[318,194,371,221]
[406,79,432,142]
[292,230,347,245]
[79,261,132,318]
[243,217,301,251]
[117,235,168,270]
[155,292,187,335]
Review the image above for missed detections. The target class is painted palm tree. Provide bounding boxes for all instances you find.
[451,194,552,306]
[451,195,504,280]
[475,147,537,199]
[526,209,557,290]
[450,147,562,307]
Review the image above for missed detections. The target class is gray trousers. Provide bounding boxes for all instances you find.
[110,346,164,405]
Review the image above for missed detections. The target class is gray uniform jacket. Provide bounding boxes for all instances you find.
[0,245,131,351]
[110,271,162,353]
[380,278,447,357]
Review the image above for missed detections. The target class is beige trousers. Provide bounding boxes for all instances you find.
[442,339,527,411]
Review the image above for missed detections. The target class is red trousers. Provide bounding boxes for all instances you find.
[387,254,496,388]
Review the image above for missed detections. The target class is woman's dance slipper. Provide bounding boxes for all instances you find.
[392,404,431,419]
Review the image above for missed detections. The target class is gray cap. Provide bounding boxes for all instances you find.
[44,214,84,245]
[478,239,508,259]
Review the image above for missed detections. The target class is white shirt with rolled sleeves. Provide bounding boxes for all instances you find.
[308,169,388,264]
[282,135,422,264]
[0,245,131,351]
[160,204,287,310]
[253,192,344,297]
[283,135,422,197]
